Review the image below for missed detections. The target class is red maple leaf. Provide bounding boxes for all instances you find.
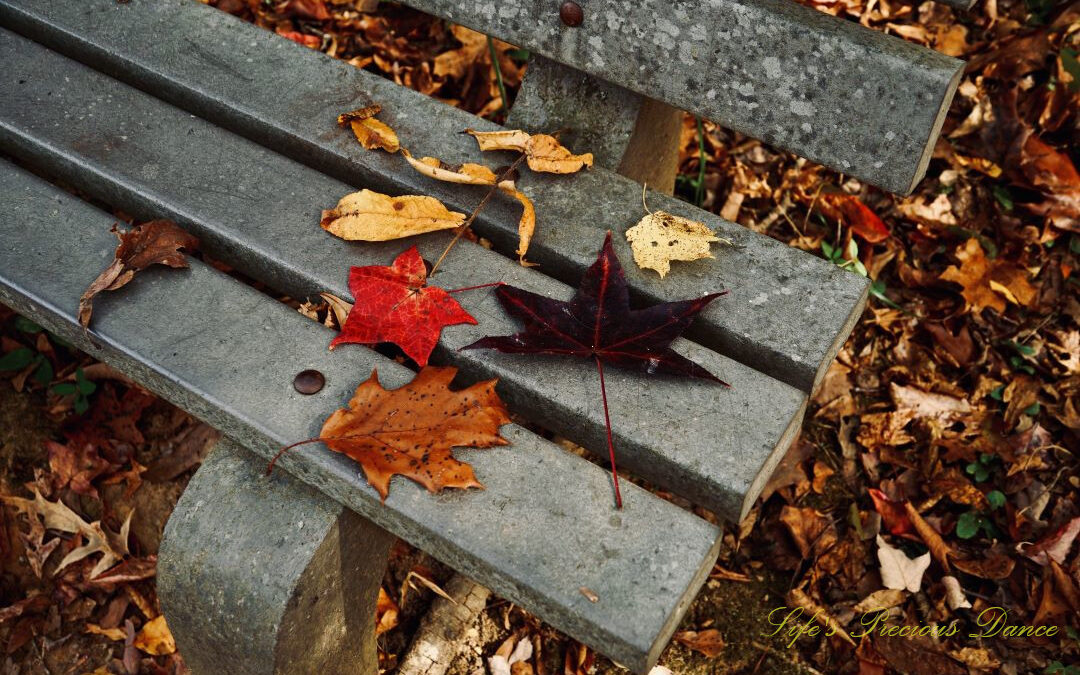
[331,247,477,367]
[465,232,726,507]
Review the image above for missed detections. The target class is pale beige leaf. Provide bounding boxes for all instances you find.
[465,128,530,152]
[877,535,931,593]
[319,292,354,328]
[523,134,593,173]
[625,211,722,278]
[320,189,465,241]
[402,151,496,185]
[498,182,536,264]
[350,118,400,153]
[942,575,972,610]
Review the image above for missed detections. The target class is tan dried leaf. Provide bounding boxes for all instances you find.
[402,151,497,185]
[939,238,1037,314]
[465,129,531,152]
[1,489,130,578]
[523,134,593,173]
[853,588,907,614]
[465,129,593,174]
[320,189,465,241]
[337,105,399,153]
[787,588,855,645]
[350,118,400,153]
[877,535,931,593]
[673,629,726,658]
[942,575,972,610]
[498,182,536,264]
[625,212,723,278]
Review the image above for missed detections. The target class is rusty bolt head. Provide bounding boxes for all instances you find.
[293,369,325,395]
[560,1,583,27]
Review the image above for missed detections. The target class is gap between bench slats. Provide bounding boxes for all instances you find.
[0,29,807,523]
[0,160,721,673]
[0,0,870,395]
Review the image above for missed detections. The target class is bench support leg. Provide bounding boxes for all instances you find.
[159,439,394,674]
[507,54,683,194]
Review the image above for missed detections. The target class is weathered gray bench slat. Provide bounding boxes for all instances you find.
[402,0,966,194]
[0,0,965,193]
[0,0,964,194]
[0,28,807,522]
[0,0,869,395]
[0,159,722,671]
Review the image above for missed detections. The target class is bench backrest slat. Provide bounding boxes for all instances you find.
[399,0,964,195]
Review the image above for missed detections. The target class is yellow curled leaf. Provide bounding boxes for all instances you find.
[625,211,721,278]
[524,134,593,174]
[464,128,530,152]
[465,129,592,174]
[402,151,497,185]
[498,181,536,265]
[350,118,400,153]
[320,189,465,241]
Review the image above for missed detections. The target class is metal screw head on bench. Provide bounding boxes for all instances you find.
[559,1,583,26]
[293,369,325,394]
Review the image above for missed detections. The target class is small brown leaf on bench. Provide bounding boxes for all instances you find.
[79,220,199,328]
[465,129,593,174]
[319,366,511,499]
[321,189,465,241]
[337,104,400,153]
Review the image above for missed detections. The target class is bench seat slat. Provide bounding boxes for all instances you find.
[0,29,806,522]
[0,0,869,395]
[0,160,720,673]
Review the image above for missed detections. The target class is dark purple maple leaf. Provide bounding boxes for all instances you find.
[465,231,727,507]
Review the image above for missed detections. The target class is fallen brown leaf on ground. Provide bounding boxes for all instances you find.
[2,489,131,578]
[78,220,198,327]
[673,629,726,658]
[939,238,1038,314]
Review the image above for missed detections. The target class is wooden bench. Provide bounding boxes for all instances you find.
[0,0,963,671]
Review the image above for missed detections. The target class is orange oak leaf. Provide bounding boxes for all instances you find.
[79,221,199,327]
[330,247,477,367]
[318,367,511,499]
[939,238,1037,314]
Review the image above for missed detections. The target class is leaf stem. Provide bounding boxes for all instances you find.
[446,282,505,294]
[594,356,623,509]
[487,35,509,119]
[695,117,707,207]
[428,154,528,278]
[266,437,323,475]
